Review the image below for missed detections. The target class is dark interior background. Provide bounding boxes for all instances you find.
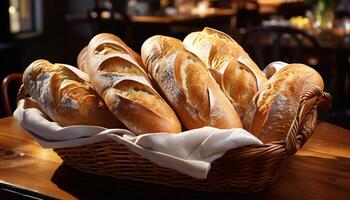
[0,0,349,129]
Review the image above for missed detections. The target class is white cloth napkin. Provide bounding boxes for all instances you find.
[13,99,262,179]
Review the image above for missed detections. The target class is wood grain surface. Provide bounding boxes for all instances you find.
[0,117,349,200]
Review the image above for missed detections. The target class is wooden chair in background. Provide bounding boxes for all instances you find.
[241,25,321,69]
[1,73,22,117]
[241,26,331,102]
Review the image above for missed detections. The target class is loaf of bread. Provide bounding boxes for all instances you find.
[84,33,181,134]
[242,64,324,143]
[183,27,267,117]
[141,35,242,130]
[22,59,121,128]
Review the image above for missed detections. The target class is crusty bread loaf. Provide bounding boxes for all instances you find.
[183,27,267,117]
[84,33,181,134]
[141,35,242,130]
[23,59,121,128]
[242,64,324,143]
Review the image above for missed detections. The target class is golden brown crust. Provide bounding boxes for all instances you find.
[242,64,324,143]
[141,35,242,130]
[183,27,267,117]
[85,33,181,134]
[22,59,121,128]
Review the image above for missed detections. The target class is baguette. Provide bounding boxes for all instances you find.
[23,59,121,128]
[85,33,181,134]
[183,27,267,116]
[242,64,324,143]
[141,35,242,130]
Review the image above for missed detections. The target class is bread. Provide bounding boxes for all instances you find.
[141,35,242,130]
[183,27,267,117]
[84,33,181,134]
[22,59,121,128]
[242,64,324,143]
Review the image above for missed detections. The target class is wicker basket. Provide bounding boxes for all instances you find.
[53,87,331,193]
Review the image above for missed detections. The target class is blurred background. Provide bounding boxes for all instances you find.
[0,0,349,129]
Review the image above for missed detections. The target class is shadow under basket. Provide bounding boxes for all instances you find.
[54,87,331,193]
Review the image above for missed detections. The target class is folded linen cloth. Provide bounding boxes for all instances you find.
[14,99,262,179]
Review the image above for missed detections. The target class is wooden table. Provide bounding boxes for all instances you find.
[0,117,349,199]
[131,9,235,25]
[66,8,235,50]
[66,8,236,26]
[257,0,304,15]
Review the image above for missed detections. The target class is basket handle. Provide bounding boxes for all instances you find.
[284,86,331,156]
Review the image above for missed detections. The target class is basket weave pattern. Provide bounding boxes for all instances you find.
[54,87,331,193]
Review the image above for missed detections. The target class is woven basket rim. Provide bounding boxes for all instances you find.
[54,87,330,152]
[21,86,332,192]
